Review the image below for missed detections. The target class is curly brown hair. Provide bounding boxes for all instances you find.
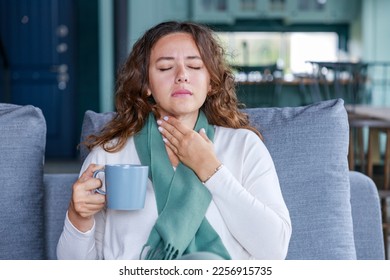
[85,21,262,153]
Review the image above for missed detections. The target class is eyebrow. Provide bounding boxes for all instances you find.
[155,56,202,63]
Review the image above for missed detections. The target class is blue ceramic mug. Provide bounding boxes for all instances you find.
[93,164,149,210]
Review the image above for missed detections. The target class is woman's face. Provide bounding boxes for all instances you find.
[148,32,211,122]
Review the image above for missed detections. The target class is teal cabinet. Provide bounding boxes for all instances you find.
[192,0,234,23]
[232,0,287,19]
[286,0,360,23]
[192,0,360,24]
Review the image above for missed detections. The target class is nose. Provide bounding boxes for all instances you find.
[175,66,189,83]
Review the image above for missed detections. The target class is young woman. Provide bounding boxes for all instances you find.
[57,21,291,260]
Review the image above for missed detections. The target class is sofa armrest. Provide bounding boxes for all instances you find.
[44,173,78,259]
[0,104,46,259]
[349,171,385,259]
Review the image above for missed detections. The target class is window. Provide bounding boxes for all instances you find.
[216,31,339,76]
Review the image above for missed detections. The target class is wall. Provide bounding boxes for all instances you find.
[129,0,188,48]
[362,0,390,106]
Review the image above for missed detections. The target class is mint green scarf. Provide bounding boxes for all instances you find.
[134,111,231,260]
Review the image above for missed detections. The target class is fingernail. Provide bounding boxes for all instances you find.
[157,120,162,125]
[163,116,169,121]
[200,128,206,134]
[158,126,163,132]
[162,137,168,143]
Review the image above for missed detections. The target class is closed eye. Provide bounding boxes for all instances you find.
[159,67,172,71]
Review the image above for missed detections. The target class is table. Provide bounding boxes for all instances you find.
[346,105,390,122]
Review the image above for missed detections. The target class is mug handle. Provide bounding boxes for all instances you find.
[93,169,106,195]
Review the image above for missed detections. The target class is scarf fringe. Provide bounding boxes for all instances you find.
[140,243,180,260]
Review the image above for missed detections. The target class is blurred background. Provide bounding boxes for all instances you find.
[0,0,389,161]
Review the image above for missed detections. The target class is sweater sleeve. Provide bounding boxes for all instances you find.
[205,129,292,259]
[56,212,98,259]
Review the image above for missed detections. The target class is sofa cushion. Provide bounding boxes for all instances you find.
[245,98,355,259]
[349,171,385,259]
[79,99,356,259]
[44,173,78,260]
[0,103,46,259]
[79,111,115,162]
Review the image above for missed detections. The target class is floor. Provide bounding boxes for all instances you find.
[43,159,390,259]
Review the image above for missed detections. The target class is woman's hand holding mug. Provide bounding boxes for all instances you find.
[68,164,106,232]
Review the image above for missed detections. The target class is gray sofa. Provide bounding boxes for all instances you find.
[0,99,385,260]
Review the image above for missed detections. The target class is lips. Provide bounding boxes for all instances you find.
[172,89,193,97]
